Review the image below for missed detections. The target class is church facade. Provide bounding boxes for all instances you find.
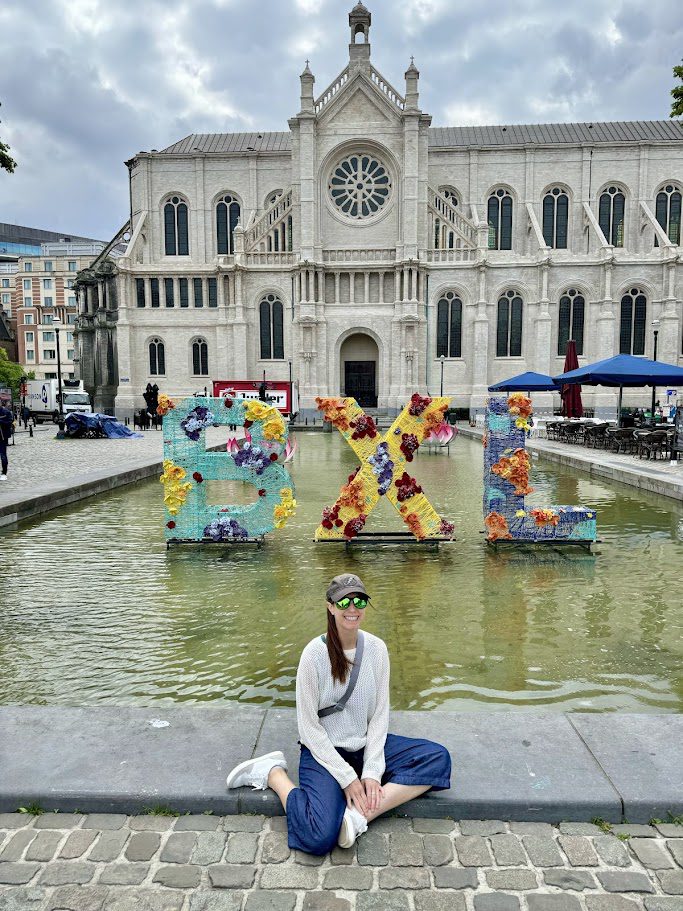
[77,3,683,417]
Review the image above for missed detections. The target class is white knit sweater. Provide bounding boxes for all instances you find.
[295,631,390,789]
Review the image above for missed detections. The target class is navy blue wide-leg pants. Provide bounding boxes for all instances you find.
[285,733,451,855]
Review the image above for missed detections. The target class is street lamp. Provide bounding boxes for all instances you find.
[651,318,660,420]
[440,355,445,397]
[52,318,65,432]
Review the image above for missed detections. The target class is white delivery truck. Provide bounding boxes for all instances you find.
[26,379,93,423]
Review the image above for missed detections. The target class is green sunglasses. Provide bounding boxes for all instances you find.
[336,596,369,609]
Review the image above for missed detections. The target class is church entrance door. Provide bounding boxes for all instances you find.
[344,361,377,408]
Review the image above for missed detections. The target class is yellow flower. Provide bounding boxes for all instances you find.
[273,487,297,528]
[245,401,275,422]
[160,460,193,516]
[263,417,286,442]
[515,509,526,517]
[587,512,594,519]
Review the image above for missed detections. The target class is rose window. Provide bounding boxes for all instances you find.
[329,154,391,219]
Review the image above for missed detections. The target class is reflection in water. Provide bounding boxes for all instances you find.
[0,434,681,712]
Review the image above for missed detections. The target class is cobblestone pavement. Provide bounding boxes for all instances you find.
[1,814,682,911]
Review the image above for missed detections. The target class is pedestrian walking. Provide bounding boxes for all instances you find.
[21,404,30,430]
[0,399,14,480]
[226,573,451,854]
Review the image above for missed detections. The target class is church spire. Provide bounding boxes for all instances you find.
[348,2,371,68]
[300,59,315,113]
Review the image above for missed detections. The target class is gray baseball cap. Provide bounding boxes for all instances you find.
[326,573,370,604]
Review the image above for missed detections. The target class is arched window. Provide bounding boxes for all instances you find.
[496,290,523,357]
[259,293,284,360]
[558,289,585,356]
[620,288,647,355]
[149,338,165,376]
[265,189,283,208]
[192,338,208,376]
[598,185,625,247]
[542,187,569,248]
[655,184,681,245]
[439,186,460,208]
[163,196,189,256]
[488,189,513,250]
[216,194,241,255]
[436,291,462,358]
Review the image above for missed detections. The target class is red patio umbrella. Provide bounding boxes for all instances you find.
[561,339,583,417]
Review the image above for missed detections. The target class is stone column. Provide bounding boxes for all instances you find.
[471,264,490,410]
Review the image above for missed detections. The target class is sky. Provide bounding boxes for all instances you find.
[1,0,682,241]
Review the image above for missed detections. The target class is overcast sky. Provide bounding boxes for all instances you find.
[1,0,681,240]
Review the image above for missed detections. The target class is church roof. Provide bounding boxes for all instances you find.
[159,120,683,155]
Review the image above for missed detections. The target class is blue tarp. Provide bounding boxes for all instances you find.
[489,371,559,392]
[554,354,683,387]
[64,412,142,439]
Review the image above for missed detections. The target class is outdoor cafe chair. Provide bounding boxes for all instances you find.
[607,427,637,454]
[561,422,585,444]
[584,423,609,448]
[638,430,670,460]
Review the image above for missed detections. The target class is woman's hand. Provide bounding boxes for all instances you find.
[343,778,369,816]
[362,778,384,814]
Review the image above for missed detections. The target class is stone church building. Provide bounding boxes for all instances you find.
[77,3,683,417]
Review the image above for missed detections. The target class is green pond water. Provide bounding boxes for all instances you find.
[1,433,682,712]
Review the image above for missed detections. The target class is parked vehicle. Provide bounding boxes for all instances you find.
[26,379,93,423]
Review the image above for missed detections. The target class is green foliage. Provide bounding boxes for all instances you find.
[141,804,180,817]
[0,349,25,397]
[671,60,683,118]
[0,102,17,174]
[17,803,45,815]
[590,816,613,834]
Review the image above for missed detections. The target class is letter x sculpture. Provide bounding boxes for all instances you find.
[315,395,455,541]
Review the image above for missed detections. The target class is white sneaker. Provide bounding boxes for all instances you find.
[337,807,368,849]
[0,474,6,481]
[226,751,287,790]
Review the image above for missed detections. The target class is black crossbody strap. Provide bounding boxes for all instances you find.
[318,631,365,718]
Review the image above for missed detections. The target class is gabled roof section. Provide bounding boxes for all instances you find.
[429,120,683,148]
[159,132,292,154]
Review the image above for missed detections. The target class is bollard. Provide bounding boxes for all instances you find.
[29,424,34,438]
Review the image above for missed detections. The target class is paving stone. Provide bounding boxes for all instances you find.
[0,863,41,884]
[82,814,127,830]
[432,867,479,889]
[269,817,288,832]
[174,815,221,831]
[630,839,676,869]
[455,834,493,866]
[559,822,604,836]
[25,830,62,861]
[34,815,83,829]
[153,865,202,888]
[644,899,683,911]
[356,893,410,911]
[544,869,598,891]
[559,835,600,866]
[412,818,455,834]
[324,868,373,889]
[655,826,683,839]
[0,828,37,861]
[102,889,184,910]
[486,870,538,890]
[160,832,197,864]
[128,816,175,831]
[613,825,658,838]
[260,866,320,889]
[489,834,527,866]
[522,835,564,866]
[60,828,97,858]
[357,831,388,866]
[303,893,351,911]
[295,849,325,866]
[88,830,129,862]
[261,832,291,863]
[208,865,256,889]
[473,896,520,911]
[191,831,227,865]
[45,885,109,911]
[98,863,149,885]
[595,835,632,867]
[509,822,553,837]
[39,862,95,885]
[586,898,644,911]
[598,871,655,893]
[223,815,265,832]
[0,887,45,910]
[667,840,683,867]
[330,844,355,864]
[389,832,423,865]
[423,833,453,865]
[189,894,244,911]
[0,814,31,829]
[658,871,683,894]
[378,867,430,889]
[415,895,466,911]
[125,831,161,861]
[226,831,259,863]
[368,817,412,833]
[460,820,507,836]
[244,894,296,911]
[527,897,582,911]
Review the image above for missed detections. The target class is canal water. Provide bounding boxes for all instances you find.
[1,434,681,712]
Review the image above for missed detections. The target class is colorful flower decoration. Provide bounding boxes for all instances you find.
[180,405,216,441]
[408,393,432,416]
[273,487,297,529]
[491,449,533,497]
[368,442,394,495]
[484,511,513,541]
[530,508,560,527]
[315,397,350,431]
[160,459,193,515]
[350,413,378,440]
[232,442,272,475]
[394,471,423,502]
[156,394,176,416]
[203,516,249,541]
[507,393,533,420]
[400,432,420,462]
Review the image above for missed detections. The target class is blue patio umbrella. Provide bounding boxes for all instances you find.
[488,371,560,392]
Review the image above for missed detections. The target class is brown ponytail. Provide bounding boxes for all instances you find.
[326,606,353,684]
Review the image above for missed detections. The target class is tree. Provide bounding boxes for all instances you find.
[671,60,683,118]
[0,349,26,397]
[0,101,17,174]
